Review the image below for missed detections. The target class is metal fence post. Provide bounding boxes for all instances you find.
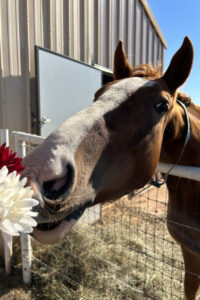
[20,232,32,285]
[13,133,32,285]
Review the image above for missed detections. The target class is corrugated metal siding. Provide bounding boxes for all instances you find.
[0,0,167,134]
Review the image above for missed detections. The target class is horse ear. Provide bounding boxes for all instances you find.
[162,36,194,93]
[114,40,133,80]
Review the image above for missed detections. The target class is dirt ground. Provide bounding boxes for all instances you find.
[102,184,168,219]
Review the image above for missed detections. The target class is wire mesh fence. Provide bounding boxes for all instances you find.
[24,184,185,300]
[4,131,194,299]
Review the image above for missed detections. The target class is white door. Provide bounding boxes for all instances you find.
[37,48,102,137]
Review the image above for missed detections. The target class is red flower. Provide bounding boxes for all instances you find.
[0,143,24,174]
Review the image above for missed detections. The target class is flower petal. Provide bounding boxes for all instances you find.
[0,166,9,177]
[2,218,19,235]
[19,216,37,227]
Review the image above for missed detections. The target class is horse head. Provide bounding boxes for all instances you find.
[22,37,193,244]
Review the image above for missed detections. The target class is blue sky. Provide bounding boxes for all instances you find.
[148,0,200,104]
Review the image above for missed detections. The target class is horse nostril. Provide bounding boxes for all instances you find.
[42,163,75,200]
[43,180,56,192]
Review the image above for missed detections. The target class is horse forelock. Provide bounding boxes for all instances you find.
[131,64,162,79]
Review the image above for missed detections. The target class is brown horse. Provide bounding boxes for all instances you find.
[22,37,198,299]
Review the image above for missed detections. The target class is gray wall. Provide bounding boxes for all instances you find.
[0,0,167,135]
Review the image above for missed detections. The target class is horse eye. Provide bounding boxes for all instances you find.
[154,101,169,115]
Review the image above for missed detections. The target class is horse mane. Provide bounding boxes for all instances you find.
[131,64,162,79]
[94,64,162,102]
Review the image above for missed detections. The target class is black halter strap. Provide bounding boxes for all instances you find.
[150,99,191,188]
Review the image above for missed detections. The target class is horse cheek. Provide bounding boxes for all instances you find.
[135,135,162,187]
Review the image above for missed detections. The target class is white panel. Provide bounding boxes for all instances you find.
[37,49,102,137]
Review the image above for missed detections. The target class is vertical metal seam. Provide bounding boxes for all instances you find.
[16,0,21,75]
[162,46,164,73]
[83,0,86,62]
[146,18,149,63]
[23,0,31,132]
[119,0,122,39]
[33,0,36,46]
[133,0,137,66]
[97,0,101,65]
[127,0,134,66]
[152,27,155,66]
[7,0,13,74]
[157,35,160,67]
[63,0,69,56]
[106,0,109,67]
[40,0,44,46]
[0,0,3,128]
[108,0,112,68]
[55,0,57,51]
[49,0,53,50]
[140,6,144,64]
[93,0,98,64]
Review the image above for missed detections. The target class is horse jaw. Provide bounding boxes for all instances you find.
[33,219,77,244]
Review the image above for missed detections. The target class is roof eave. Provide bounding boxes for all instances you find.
[139,0,167,48]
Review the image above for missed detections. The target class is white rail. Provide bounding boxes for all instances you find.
[157,162,200,182]
[12,131,45,157]
[12,131,200,182]
[12,131,45,144]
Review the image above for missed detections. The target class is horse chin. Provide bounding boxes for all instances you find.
[32,198,93,244]
[33,219,78,244]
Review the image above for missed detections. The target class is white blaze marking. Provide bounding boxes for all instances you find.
[23,77,156,183]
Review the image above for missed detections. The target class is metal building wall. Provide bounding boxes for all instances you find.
[0,0,167,134]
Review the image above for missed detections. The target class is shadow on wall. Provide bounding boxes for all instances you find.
[0,77,39,136]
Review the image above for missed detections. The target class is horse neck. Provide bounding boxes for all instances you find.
[160,101,200,167]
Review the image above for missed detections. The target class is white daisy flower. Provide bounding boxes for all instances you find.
[0,166,38,236]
